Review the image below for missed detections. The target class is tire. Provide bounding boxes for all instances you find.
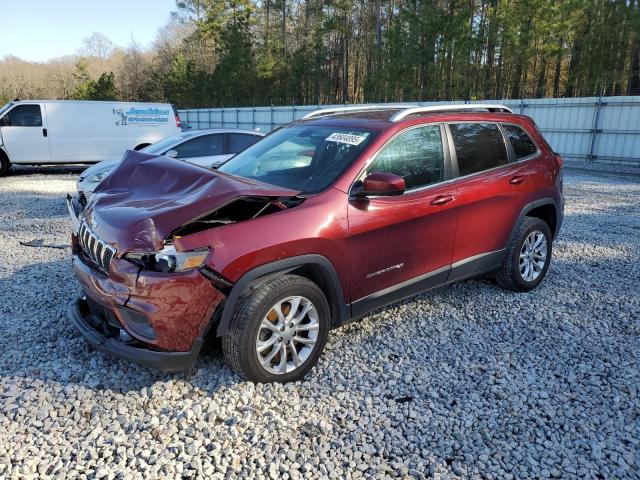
[496,216,552,292]
[0,151,11,177]
[222,274,330,383]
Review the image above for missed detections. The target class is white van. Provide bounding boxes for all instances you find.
[0,100,181,175]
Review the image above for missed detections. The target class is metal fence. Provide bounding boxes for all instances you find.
[179,96,640,168]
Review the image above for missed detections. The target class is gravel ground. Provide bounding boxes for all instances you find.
[564,158,640,176]
[0,165,638,479]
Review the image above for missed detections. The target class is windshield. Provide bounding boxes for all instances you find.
[0,102,14,117]
[142,132,194,154]
[218,125,377,194]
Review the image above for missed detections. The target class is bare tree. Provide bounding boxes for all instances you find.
[118,38,153,101]
[79,32,115,60]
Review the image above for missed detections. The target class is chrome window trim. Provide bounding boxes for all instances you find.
[349,122,452,198]
[449,152,541,183]
[500,122,541,162]
[446,121,542,183]
[348,119,544,197]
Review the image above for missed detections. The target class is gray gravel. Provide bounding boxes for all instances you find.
[0,166,639,479]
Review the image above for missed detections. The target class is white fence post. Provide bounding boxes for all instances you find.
[588,95,604,162]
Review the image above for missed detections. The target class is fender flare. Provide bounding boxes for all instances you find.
[507,198,562,247]
[215,254,348,336]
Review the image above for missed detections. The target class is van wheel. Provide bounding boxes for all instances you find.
[222,274,330,383]
[0,151,11,176]
[496,217,552,292]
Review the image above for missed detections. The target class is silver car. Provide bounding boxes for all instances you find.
[76,128,265,201]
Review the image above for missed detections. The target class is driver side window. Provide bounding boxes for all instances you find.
[366,125,444,190]
[2,105,43,127]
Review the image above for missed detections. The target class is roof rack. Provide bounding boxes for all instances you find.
[302,104,416,119]
[301,103,514,121]
[389,104,513,122]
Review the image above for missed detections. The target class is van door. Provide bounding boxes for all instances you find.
[0,104,51,163]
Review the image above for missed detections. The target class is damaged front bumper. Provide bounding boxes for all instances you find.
[69,298,202,372]
[66,194,227,371]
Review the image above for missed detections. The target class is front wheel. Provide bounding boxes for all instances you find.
[0,152,11,177]
[222,274,330,383]
[496,217,552,292]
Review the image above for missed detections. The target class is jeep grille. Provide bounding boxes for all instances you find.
[78,221,116,272]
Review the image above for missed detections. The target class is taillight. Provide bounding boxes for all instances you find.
[175,115,181,128]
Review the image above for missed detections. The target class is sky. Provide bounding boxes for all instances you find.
[0,0,177,62]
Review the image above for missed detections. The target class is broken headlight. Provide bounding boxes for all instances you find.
[126,246,209,273]
[87,170,111,183]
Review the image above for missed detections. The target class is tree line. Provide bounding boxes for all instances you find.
[2,0,639,108]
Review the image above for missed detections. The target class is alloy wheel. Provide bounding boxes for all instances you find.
[255,296,319,375]
[519,230,548,282]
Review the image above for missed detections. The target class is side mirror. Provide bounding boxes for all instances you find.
[358,172,406,197]
[165,149,178,159]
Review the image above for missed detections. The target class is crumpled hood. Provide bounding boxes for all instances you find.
[84,150,300,252]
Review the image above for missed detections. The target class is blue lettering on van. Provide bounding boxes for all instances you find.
[112,107,171,126]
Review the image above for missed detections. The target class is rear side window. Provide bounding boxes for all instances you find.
[2,105,42,127]
[229,133,261,154]
[366,125,444,190]
[450,123,508,176]
[174,134,224,158]
[503,124,538,159]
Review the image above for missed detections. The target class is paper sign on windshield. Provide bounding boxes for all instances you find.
[326,132,368,146]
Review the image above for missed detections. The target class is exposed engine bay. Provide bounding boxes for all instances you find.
[171,196,305,237]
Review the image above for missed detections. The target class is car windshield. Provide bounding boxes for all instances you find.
[142,132,194,154]
[218,125,377,194]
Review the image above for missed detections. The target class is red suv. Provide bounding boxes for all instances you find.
[67,104,564,383]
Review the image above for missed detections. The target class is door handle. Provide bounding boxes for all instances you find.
[431,194,455,206]
[509,175,525,185]
[42,128,48,137]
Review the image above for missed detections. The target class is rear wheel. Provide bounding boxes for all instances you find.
[0,151,11,177]
[497,217,552,291]
[222,274,330,383]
